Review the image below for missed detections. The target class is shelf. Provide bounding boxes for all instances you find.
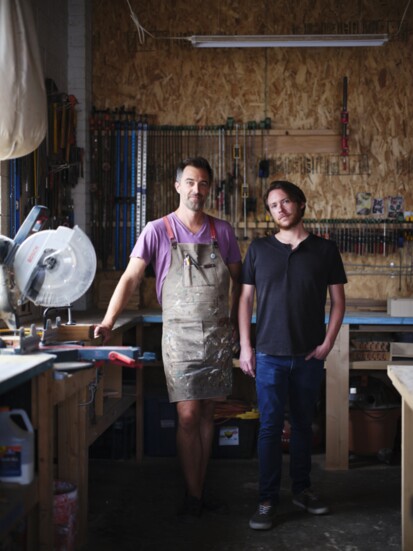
[259,129,340,154]
[0,479,38,539]
[350,360,413,370]
[350,325,413,332]
[87,393,136,447]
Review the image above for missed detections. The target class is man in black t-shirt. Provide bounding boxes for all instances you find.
[239,180,347,531]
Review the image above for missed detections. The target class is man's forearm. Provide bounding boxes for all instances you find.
[238,294,254,347]
[101,276,142,328]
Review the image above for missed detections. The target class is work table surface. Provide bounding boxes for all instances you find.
[1,308,412,394]
[130,308,413,325]
[0,353,56,394]
[388,364,413,409]
[24,307,413,326]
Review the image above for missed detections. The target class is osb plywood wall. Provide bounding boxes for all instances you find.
[92,0,413,303]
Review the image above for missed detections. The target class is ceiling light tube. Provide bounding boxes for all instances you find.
[189,34,389,48]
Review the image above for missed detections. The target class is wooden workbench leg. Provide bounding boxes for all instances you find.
[135,368,144,462]
[135,322,144,462]
[37,370,54,551]
[57,385,90,547]
[325,324,350,470]
[402,399,413,551]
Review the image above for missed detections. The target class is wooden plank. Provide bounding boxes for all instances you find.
[87,395,135,446]
[350,360,392,370]
[266,132,340,154]
[388,365,413,412]
[77,384,90,547]
[94,368,104,417]
[53,367,96,405]
[388,365,413,550]
[402,401,413,551]
[350,326,413,332]
[325,324,350,470]
[103,363,122,398]
[57,383,90,547]
[391,342,413,359]
[0,354,55,394]
[56,324,95,341]
[36,370,54,551]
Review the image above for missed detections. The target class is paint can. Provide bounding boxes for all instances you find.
[53,480,78,551]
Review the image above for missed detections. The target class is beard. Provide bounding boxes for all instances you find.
[185,194,205,211]
[276,209,304,230]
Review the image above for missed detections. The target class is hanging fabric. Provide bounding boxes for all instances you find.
[0,0,47,160]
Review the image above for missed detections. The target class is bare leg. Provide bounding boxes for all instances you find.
[176,399,215,499]
[198,399,215,489]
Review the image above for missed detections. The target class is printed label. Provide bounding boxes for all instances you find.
[218,426,239,446]
[0,445,22,477]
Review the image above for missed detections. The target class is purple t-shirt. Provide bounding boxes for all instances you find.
[130,212,241,304]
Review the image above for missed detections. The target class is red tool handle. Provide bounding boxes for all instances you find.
[108,351,142,368]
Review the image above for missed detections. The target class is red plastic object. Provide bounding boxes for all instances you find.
[108,350,143,368]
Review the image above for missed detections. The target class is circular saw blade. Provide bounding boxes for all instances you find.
[13,225,97,307]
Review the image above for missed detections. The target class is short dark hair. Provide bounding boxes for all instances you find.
[176,157,213,184]
[263,180,307,215]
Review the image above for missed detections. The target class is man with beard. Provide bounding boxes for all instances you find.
[95,157,242,517]
[238,180,347,530]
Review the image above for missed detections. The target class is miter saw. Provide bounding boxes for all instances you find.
[0,205,96,331]
[0,206,144,372]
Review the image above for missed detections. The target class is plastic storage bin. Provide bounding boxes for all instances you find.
[144,393,177,456]
[349,374,401,455]
[212,417,258,459]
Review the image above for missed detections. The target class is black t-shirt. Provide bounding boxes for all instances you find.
[241,233,347,356]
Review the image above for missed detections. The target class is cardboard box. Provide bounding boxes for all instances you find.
[390,341,413,359]
[387,298,413,317]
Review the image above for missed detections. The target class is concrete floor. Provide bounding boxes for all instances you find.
[80,453,402,551]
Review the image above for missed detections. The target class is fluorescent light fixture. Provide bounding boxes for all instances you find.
[189,34,389,48]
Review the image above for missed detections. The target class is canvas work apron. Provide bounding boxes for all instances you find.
[161,215,233,403]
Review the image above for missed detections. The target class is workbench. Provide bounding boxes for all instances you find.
[50,312,143,548]
[134,309,413,471]
[2,308,411,549]
[0,353,56,551]
[0,312,142,550]
[325,311,413,470]
[387,365,413,551]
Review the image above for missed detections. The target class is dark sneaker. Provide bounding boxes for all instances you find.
[249,503,276,530]
[292,488,329,515]
[177,495,202,518]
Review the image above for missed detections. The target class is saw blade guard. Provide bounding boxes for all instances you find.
[13,225,97,307]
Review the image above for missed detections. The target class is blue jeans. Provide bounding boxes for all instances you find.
[255,353,324,505]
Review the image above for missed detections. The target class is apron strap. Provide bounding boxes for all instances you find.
[208,216,216,240]
[208,216,219,250]
[163,214,219,249]
[162,215,177,248]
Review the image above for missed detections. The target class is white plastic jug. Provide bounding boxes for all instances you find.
[0,408,34,484]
